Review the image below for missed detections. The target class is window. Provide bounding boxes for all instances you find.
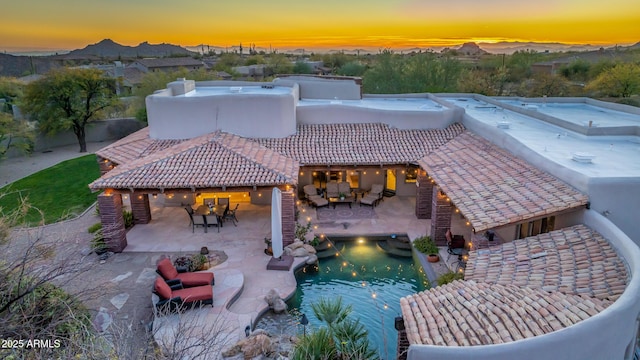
[515,216,555,239]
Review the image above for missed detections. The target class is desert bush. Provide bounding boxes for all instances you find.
[413,235,438,255]
[437,271,465,286]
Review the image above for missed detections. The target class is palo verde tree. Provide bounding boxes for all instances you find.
[21,67,117,153]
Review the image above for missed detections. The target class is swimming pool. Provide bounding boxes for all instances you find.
[287,235,428,359]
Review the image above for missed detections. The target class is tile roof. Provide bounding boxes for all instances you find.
[96,127,185,165]
[465,225,628,301]
[257,123,465,166]
[400,279,612,346]
[89,132,299,190]
[418,131,589,232]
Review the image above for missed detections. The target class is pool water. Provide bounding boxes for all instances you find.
[287,235,428,359]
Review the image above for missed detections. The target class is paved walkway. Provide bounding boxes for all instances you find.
[1,141,115,187]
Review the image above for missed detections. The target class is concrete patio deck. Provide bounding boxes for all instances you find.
[128,195,466,357]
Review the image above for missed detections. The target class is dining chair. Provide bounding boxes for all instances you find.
[205,214,220,232]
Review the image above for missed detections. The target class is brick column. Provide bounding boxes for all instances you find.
[281,190,296,247]
[414,174,433,219]
[97,192,128,253]
[96,156,113,175]
[130,192,152,224]
[396,328,409,360]
[430,188,452,246]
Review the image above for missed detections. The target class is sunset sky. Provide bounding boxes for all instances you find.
[1,0,638,52]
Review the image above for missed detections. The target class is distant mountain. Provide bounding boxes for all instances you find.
[66,39,196,58]
[475,41,605,54]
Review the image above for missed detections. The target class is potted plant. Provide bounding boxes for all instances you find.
[338,192,346,200]
[264,237,273,256]
[413,235,440,262]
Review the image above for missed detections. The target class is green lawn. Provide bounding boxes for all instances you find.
[0,155,101,225]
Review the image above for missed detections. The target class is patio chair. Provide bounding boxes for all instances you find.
[360,184,384,207]
[446,229,467,262]
[338,182,352,197]
[205,213,220,232]
[303,184,326,206]
[188,212,207,233]
[224,204,239,226]
[218,197,230,211]
[326,182,340,198]
[153,277,213,312]
[156,258,215,287]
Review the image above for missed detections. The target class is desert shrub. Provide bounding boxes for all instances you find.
[437,271,464,286]
[91,228,107,254]
[87,222,102,234]
[413,235,438,254]
[122,210,134,229]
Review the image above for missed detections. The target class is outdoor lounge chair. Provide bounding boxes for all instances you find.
[360,184,384,207]
[303,184,329,208]
[153,277,213,311]
[156,258,215,287]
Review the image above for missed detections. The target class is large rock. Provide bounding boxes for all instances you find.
[287,240,304,250]
[306,254,318,265]
[302,244,317,254]
[222,333,274,359]
[290,247,309,257]
[272,298,287,313]
[264,289,287,313]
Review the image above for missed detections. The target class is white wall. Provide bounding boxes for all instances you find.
[408,210,640,360]
[146,83,298,139]
[296,104,456,130]
[274,76,361,100]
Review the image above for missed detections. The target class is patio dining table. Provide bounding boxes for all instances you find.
[195,205,226,228]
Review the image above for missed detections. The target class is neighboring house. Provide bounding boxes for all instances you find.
[89,77,640,360]
[130,57,205,73]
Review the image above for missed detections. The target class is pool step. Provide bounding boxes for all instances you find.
[315,244,345,259]
[377,240,413,258]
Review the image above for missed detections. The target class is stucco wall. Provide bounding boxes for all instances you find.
[296,104,455,130]
[146,84,298,139]
[4,118,142,158]
[274,76,361,100]
[408,210,640,360]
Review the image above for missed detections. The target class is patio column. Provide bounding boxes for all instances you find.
[130,192,152,224]
[430,187,452,246]
[97,192,128,252]
[96,156,113,175]
[414,174,433,219]
[281,190,296,247]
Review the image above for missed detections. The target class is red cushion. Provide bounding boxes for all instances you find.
[174,285,213,303]
[154,277,173,300]
[176,272,214,287]
[157,258,179,279]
